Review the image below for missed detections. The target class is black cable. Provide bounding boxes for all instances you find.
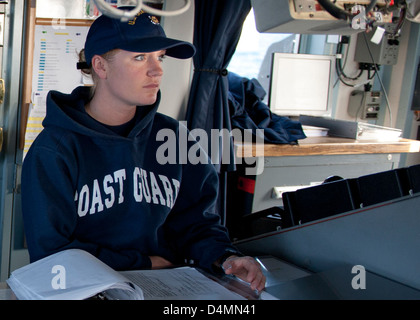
[365,0,378,13]
[391,6,406,36]
[317,0,379,21]
[337,58,364,80]
[334,39,364,87]
[317,0,352,20]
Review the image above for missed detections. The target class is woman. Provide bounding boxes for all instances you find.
[22,9,265,292]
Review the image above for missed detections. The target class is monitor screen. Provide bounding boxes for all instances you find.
[269,53,335,116]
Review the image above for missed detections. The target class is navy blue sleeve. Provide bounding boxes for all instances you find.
[162,151,239,272]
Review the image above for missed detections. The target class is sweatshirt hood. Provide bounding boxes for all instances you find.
[43,86,160,140]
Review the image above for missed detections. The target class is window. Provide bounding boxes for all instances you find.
[228,9,300,103]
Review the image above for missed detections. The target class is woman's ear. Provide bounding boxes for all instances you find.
[91,55,108,79]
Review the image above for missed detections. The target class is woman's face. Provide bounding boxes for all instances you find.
[98,49,165,107]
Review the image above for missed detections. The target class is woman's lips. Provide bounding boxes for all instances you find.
[144,83,160,89]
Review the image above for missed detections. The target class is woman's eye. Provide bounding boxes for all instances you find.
[158,55,166,62]
[134,55,146,61]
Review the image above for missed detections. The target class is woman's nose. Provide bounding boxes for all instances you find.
[147,59,163,78]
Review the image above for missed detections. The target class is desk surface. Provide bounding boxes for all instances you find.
[2,256,420,300]
[235,137,420,158]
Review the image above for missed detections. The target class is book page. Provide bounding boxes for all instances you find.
[121,267,245,300]
[7,249,143,300]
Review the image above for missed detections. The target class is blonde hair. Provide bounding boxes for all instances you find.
[78,49,119,99]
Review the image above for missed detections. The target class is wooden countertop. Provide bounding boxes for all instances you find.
[235,137,420,158]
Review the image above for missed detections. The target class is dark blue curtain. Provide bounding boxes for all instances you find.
[185,0,251,224]
[186,0,251,173]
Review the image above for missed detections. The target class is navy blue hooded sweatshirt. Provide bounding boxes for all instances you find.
[22,86,237,271]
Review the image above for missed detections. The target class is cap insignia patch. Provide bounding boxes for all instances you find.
[148,15,160,25]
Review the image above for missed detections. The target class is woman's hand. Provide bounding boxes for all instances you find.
[222,256,266,292]
[149,256,174,269]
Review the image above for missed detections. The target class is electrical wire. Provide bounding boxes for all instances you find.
[317,0,353,20]
[336,61,364,87]
[317,0,378,21]
[361,32,393,127]
[334,39,366,88]
[337,58,364,81]
[92,0,191,21]
[366,0,379,14]
[389,6,407,36]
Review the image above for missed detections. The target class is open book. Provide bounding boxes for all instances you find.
[6,249,246,300]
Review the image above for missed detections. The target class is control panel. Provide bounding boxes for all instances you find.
[348,90,382,120]
[354,24,400,65]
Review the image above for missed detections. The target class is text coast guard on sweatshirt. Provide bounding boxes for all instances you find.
[74,166,180,217]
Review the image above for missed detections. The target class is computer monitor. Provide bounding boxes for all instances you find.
[269,53,335,117]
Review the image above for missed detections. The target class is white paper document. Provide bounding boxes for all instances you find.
[7,249,143,300]
[121,267,244,300]
[6,249,250,300]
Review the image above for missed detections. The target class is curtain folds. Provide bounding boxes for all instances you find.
[186,0,252,173]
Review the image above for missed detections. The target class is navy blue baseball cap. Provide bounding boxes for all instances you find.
[82,7,195,67]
